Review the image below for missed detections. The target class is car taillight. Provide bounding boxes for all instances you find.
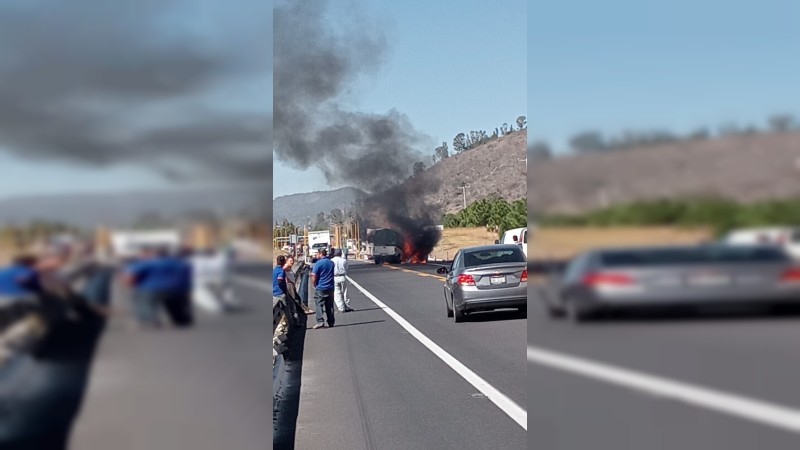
[458,274,476,286]
[780,268,800,282]
[582,272,634,287]
[520,269,528,282]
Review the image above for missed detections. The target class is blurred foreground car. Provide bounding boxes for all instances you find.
[437,244,527,323]
[539,244,800,323]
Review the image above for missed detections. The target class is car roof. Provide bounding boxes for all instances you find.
[461,244,523,252]
[583,243,782,255]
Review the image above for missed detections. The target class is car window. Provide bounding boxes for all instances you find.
[522,230,527,244]
[451,252,460,271]
[563,254,590,282]
[463,248,525,267]
[600,246,789,266]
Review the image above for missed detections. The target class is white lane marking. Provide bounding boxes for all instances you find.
[347,275,527,430]
[527,345,800,434]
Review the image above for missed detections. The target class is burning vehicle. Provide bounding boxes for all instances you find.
[366,226,441,265]
[367,228,403,265]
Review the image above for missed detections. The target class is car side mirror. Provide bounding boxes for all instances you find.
[436,267,448,274]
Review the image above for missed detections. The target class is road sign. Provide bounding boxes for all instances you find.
[290,234,298,244]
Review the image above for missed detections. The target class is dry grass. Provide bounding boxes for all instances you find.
[431,227,499,260]
[531,226,713,260]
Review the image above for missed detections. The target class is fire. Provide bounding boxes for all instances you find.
[402,235,428,264]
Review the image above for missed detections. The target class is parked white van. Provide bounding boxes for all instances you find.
[721,227,800,260]
[496,227,529,258]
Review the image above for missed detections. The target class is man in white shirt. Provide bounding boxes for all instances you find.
[331,249,353,312]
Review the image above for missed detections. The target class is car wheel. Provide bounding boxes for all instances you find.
[454,302,466,323]
[546,303,566,318]
[565,298,593,323]
[374,257,382,265]
[444,287,454,317]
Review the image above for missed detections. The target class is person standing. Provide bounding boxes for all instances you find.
[331,249,353,313]
[0,254,39,302]
[273,255,288,309]
[311,249,335,329]
[284,256,314,315]
[125,246,193,329]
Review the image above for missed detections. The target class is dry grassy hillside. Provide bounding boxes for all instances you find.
[530,227,712,260]
[530,132,800,214]
[415,130,527,214]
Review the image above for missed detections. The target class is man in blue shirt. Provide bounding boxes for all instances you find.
[125,246,193,328]
[273,254,287,302]
[0,255,39,302]
[311,248,336,329]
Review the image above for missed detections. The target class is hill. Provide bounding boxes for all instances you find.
[0,185,269,228]
[529,132,800,214]
[272,186,366,225]
[413,129,527,214]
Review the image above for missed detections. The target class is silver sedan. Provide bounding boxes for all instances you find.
[539,244,800,322]
[437,244,527,323]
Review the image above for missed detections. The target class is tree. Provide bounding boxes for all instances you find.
[569,131,606,153]
[453,133,467,154]
[500,123,510,136]
[688,127,710,140]
[312,212,327,231]
[769,114,796,132]
[434,141,449,161]
[529,141,552,160]
[516,116,527,130]
[413,161,426,176]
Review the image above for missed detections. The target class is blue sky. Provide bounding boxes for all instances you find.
[272,0,528,198]
[530,0,800,152]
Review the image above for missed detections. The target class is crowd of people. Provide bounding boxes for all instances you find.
[0,239,239,449]
[273,246,354,331]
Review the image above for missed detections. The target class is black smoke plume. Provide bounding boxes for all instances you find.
[0,0,272,184]
[274,0,441,253]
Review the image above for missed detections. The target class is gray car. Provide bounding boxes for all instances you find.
[437,244,527,323]
[539,244,800,322]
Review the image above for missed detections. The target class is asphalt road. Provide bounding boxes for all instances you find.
[70,267,273,450]
[527,284,800,449]
[290,260,527,449]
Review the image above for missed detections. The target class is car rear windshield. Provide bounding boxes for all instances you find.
[600,246,788,267]
[464,248,525,267]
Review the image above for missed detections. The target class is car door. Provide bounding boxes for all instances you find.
[444,252,461,302]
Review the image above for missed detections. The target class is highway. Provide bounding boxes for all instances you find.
[527,284,800,449]
[287,260,527,449]
[71,267,274,450]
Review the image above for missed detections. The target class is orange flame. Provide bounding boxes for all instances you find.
[402,235,428,264]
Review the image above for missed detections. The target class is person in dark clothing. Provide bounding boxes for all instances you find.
[0,243,107,450]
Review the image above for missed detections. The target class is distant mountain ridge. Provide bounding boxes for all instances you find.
[272,186,366,224]
[273,131,527,223]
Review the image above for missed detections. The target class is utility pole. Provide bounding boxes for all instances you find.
[460,183,469,208]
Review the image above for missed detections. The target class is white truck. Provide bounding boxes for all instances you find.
[721,227,800,260]
[308,230,331,254]
[109,229,182,259]
[366,228,404,264]
[496,227,529,258]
